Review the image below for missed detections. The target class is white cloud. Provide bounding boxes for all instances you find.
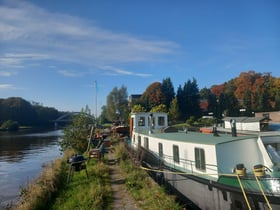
[0,0,178,75]
[0,83,16,89]
[100,66,152,77]
[57,70,85,77]
[0,52,50,70]
[0,71,16,76]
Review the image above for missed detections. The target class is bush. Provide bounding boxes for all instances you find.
[60,107,94,153]
[1,120,19,131]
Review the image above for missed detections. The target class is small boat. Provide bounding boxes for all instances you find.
[112,120,129,135]
[129,112,280,210]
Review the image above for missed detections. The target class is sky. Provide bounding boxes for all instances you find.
[0,0,279,115]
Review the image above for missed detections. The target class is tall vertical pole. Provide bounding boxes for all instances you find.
[95,80,97,120]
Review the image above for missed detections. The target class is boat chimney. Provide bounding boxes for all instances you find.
[213,124,219,137]
[230,119,237,137]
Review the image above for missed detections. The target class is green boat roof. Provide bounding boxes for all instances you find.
[137,129,258,145]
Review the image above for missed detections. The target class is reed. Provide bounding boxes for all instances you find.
[14,157,67,210]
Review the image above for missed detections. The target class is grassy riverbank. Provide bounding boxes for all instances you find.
[115,142,182,210]
[12,138,182,210]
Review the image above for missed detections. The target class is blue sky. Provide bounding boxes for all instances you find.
[1,0,279,115]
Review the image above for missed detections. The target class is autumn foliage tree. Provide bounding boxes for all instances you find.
[208,71,279,116]
[140,82,165,111]
[102,70,279,125]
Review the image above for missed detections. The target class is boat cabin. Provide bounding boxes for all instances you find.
[130,112,278,179]
[129,112,168,136]
[130,112,280,209]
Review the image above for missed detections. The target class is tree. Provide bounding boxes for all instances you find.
[168,98,180,123]
[99,105,110,124]
[0,97,37,126]
[60,106,94,153]
[106,85,129,123]
[161,77,175,111]
[150,104,167,113]
[33,105,60,126]
[207,93,218,117]
[176,85,185,121]
[188,78,202,118]
[243,89,253,116]
[224,91,239,117]
[140,82,164,111]
[132,104,146,113]
[275,91,280,110]
[0,97,62,127]
[177,78,201,121]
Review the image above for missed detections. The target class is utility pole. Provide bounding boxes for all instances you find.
[94,80,97,120]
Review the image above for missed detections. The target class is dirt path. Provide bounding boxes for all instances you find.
[107,150,140,210]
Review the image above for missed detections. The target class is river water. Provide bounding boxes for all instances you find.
[0,129,62,209]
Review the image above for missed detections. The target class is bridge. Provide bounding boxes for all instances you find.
[53,112,95,128]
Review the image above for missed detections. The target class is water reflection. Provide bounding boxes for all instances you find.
[0,129,62,208]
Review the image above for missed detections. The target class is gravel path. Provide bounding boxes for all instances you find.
[107,150,140,210]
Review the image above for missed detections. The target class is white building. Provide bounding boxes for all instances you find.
[224,116,270,132]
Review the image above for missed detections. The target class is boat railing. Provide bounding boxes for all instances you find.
[159,153,218,178]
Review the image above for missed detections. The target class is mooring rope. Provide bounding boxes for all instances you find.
[236,174,251,210]
[254,174,272,210]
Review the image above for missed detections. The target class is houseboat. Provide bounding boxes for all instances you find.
[129,112,280,210]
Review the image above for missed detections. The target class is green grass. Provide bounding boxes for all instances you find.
[13,150,112,210]
[50,160,111,210]
[115,142,182,210]
[14,138,183,210]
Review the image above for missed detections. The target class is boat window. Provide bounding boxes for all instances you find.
[195,148,206,171]
[158,143,163,157]
[222,191,227,201]
[138,117,145,126]
[266,144,280,164]
[173,145,180,163]
[144,137,149,150]
[138,136,141,147]
[158,116,165,126]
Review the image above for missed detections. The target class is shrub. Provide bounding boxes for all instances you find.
[1,120,19,131]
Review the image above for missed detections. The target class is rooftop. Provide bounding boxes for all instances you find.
[136,128,258,146]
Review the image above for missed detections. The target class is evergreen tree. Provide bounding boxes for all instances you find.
[176,78,201,121]
[208,93,218,117]
[189,78,202,118]
[224,91,239,116]
[183,80,192,119]
[161,77,175,111]
[243,89,253,116]
[176,85,185,121]
[275,91,280,110]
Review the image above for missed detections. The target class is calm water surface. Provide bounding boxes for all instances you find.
[0,129,62,209]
